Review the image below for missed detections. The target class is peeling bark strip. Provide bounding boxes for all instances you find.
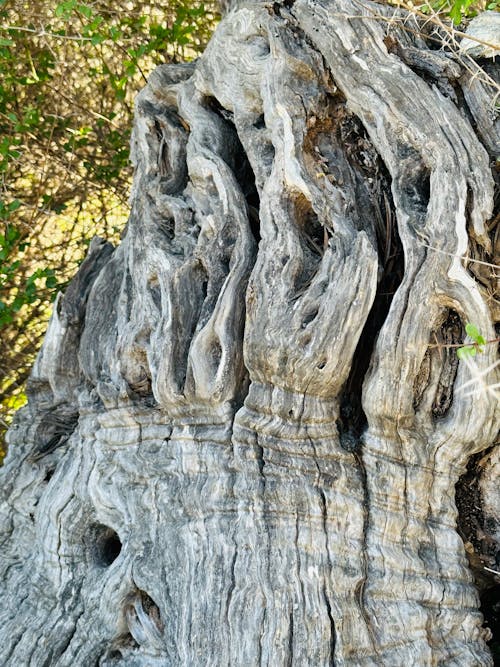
[0,2,498,665]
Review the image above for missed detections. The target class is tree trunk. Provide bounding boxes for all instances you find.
[1,1,498,665]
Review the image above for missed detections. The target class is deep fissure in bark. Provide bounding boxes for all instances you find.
[338,154,403,452]
[481,585,500,663]
[456,448,500,659]
[204,95,262,246]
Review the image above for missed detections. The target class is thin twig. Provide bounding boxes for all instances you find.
[418,240,500,270]
[428,337,500,350]
[2,25,95,42]
[484,566,500,576]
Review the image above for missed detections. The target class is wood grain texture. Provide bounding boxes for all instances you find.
[0,2,498,665]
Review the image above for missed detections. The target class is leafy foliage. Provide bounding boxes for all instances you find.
[0,0,219,454]
[420,0,500,23]
[457,322,487,359]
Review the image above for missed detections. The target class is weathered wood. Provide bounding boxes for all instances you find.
[0,2,498,665]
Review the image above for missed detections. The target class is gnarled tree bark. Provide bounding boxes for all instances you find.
[1,1,498,665]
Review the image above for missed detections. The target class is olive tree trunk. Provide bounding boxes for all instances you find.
[1,1,498,665]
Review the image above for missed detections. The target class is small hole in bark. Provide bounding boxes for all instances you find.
[107,650,122,660]
[253,114,266,129]
[44,468,55,482]
[248,35,270,58]
[317,360,326,369]
[125,589,164,646]
[415,168,430,209]
[103,633,139,662]
[91,524,122,567]
[201,280,208,301]
[292,194,323,292]
[302,307,319,327]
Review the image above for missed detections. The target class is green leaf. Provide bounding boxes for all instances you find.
[5,225,20,242]
[90,34,105,46]
[76,3,93,18]
[449,0,463,24]
[465,322,481,342]
[8,199,21,212]
[109,26,122,41]
[462,322,486,353]
[457,345,477,360]
[55,0,77,18]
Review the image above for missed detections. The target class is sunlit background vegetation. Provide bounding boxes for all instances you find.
[0,0,219,454]
[0,0,497,458]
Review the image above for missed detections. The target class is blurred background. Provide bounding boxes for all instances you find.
[0,0,219,453]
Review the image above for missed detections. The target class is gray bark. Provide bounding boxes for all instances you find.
[1,2,499,665]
